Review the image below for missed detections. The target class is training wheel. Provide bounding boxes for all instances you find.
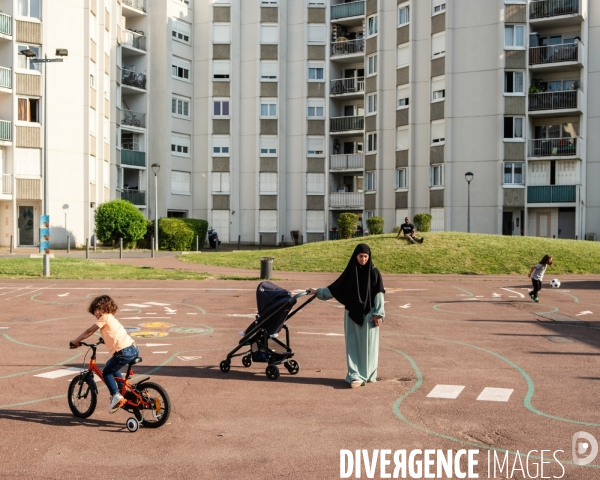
[126,417,139,433]
[220,360,231,373]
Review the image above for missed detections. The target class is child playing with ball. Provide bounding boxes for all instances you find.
[528,255,553,303]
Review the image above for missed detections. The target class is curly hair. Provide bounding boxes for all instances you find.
[88,295,118,315]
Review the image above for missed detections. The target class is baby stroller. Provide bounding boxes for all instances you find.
[219,281,316,380]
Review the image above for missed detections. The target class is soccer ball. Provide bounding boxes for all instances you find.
[550,279,561,288]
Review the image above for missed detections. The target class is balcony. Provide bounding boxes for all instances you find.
[122,69,147,91]
[530,0,582,27]
[527,185,576,203]
[331,1,365,21]
[122,0,146,16]
[0,120,11,143]
[528,137,580,159]
[0,67,11,90]
[329,192,364,209]
[330,77,364,98]
[331,39,364,59]
[1,173,11,196]
[529,43,584,72]
[123,29,146,51]
[0,13,11,38]
[528,90,581,116]
[121,149,146,167]
[330,154,364,171]
[121,109,146,129]
[121,189,146,205]
[330,116,364,133]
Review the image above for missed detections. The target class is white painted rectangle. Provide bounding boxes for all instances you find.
[35,367,83,379]
[426,384,465,399]
[477,387,513,402]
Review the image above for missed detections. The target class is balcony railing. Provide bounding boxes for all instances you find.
[121,149,146,167]
[331,1,365,20]
[0,13,11,36]
[121,189,146,205]
[330,77,364,95]
[329,192,364,208]
[123,29,146,50]
[0,67,11,89]
[331,38,364,56]
[1,173,11,195]
[528,90,578,111]
[121,109,146,128]
[529,43,579,66]
[121,68,147,90]
[528,185,576,203]
[330,154,364,170]
[0,120,11,141]
[122,0,146,12]
[530,0,579,19]
[330,116,364,132]
[528,137,579,157]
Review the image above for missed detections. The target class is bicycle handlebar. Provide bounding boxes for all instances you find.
[71,338,104,348]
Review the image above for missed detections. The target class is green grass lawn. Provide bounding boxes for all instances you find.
[179,232,600,275]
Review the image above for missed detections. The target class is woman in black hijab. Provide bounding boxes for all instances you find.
[308,244,385,387]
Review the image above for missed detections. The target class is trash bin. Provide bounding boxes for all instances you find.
[260,257,274,280]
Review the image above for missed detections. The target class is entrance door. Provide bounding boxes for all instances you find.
[212,210,229,244]
[502,212,513,235]
[558,208,575,239]
[18,206,35,246]
[536,212,551,237]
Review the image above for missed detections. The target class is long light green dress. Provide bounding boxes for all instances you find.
[316,287,385,384]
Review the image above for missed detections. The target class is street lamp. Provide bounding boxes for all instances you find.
[62,204,69,231]
[151,163,160,251]
[465,172,474,233]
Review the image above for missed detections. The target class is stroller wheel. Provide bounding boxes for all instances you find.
[220,360,231,373]
[265,365,280,380]
[285,360,300,375]
[242,355,252,368]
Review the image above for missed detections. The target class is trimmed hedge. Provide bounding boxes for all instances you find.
[95,199,148,248]
[337,212,359,240]
[414,213,433,233]
[146,218,209,251]
[366,216,384,235]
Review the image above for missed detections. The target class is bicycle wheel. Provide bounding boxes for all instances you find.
[68,375,97,418]
[135,381,171,428]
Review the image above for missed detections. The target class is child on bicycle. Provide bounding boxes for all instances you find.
[70,295,139,413]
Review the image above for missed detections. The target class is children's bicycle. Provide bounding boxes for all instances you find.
[67,339,171,433]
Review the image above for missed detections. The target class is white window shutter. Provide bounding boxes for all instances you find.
[307,136,324,155]
[432,32,446,57]
[307,211,325,232]
[307,173,325,194]
[172,171,191,194]
[260,61,277,79]
[260,25,278,44]
[397,45,409,67]
[396,127,409,151]
[221,172,230,192]
[103,161,110,186]
[259,210,278,231]
[259,172,278,193]
[431,208,445,232]
[432,76,445,94]
[307,24,325,44]
[213,24,231,44]
[213,60,230,77]
[89,156,96,183]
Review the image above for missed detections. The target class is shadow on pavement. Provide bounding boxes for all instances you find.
[0,409,126,431]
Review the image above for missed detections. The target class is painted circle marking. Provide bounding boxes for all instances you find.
[169,327,210,334]
[131,331,169,339]
[139,322,174,329]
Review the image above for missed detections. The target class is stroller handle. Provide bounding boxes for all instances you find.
[292,290,312,300]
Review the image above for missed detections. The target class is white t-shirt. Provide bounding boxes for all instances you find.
[531,263,547,281]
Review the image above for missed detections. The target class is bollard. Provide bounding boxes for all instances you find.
[300,235,303,245]
[93,236,97,252]
[238,235,241,250]
[260,257,274,280]
[151,236,155,258]
[281,235,284,248]
[67,235,70,254]
[43,253,50,277]
[259,235,262,250]
[119,238,123,259]
[196,235,199,252]
[215,236,219,251]
[85,238,89,259]
[9,235,13,254]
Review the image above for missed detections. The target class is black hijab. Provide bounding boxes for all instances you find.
[327,243,385,326]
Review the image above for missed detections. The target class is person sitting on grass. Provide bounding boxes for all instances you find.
[397,217,423,244]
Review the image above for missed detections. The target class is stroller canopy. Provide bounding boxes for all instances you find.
[256,281,292,314]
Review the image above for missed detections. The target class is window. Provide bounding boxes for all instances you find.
[430,164,444,187]
[171,133,191,156]
[366,93,377,115]
[18,98,39,123]
[504,163,524,184]
[103,160,110,187]
[307,99,325,118]
[104,73,110,99]
[505,25,525,48]
[367,132,377,153]
[504,117,524,139]
[365,172,376,192]
[432,0,446,14]
[213,23,231,44]
[90,13,97,40]
[261,0,277,4]
[260,24,278,44]
[260,99,277,118]
[259,172,278,194]
[212,136,230,156]
[308,63,324,81]
[172,57,191,81]
[395,168,408,189]
[90,73,95,88]
[367,15,378,37]
[307,136,325,156]
[504,71,524,94]
[432,32,446,58]
[103,118,109,142]
[212,172,230,193]
[260,61,278,81]
[89,108,96,135]
[213,98,230,117]
[307,173,325,194]
[431,120,445,144]
[306,211,325,232]
[431,207,444,231]
[172,171,191,195]
[398,4,409,26]
[172,96,191,118]
[307,24,325,44]
[432,76,445,101]
[308,0,325,5]
[17,45,41,71]
[260,136,277,156]
[397,85,409,108]
[259,210,277,232]
[89,156,97,184]
[367,54,378,76]
[172,19,191,44]
[17,0,40,19]
[396,127,409,151]
[397,45,409,68]
[15,148,41,175]
[213,60,231,80]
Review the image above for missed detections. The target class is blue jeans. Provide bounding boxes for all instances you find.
[103,344,139,396]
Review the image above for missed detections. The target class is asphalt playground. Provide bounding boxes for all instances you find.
[1,261,599,479]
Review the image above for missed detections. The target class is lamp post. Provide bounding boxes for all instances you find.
[151,163,160,251]
[465,172,474,233]
[62,203,69,231]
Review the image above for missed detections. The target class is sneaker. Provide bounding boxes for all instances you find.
[534,297,539,303]
[108,393,124,414]
[350,380,363,388]
[529,292,535,301]
[419,238,424,244]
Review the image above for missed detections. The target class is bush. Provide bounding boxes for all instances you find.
[366,216,384,235]
[148,218,210,251]
[337,212,359,240]
[95,199,148,248]
[414,213,433,233]
[392,226,401,234]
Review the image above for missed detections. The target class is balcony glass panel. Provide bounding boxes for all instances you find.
[331,1,365,20]
[527,185,576,203]
[121,149,146,167]
[121,189,146,205]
